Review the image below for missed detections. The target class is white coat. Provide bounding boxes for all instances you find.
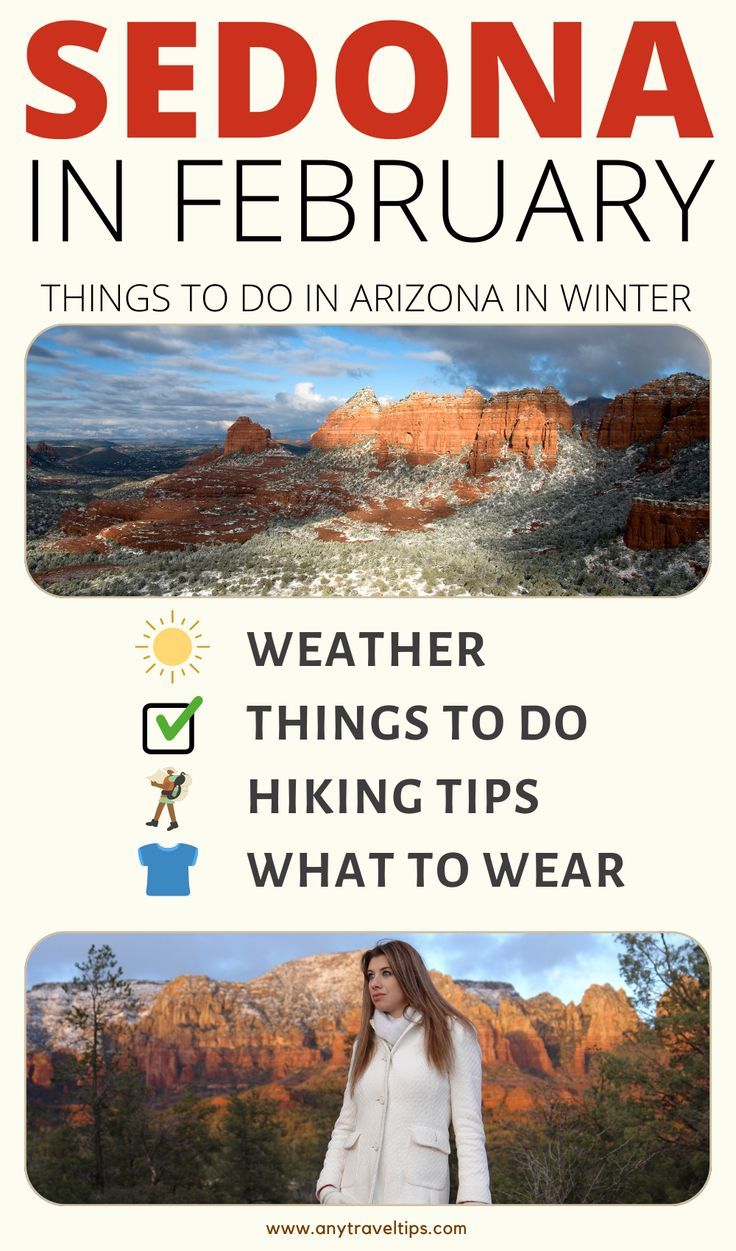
[316,1011,492,1205]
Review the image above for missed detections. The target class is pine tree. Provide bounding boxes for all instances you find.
[61,944,139,1195]
[595,933,709,1201]
[218,1093,288,1202]
[146,1090,218,1201]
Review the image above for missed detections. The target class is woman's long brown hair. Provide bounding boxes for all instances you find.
[349,940,474,1093]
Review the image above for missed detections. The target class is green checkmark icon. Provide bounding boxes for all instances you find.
[156,696,203,741]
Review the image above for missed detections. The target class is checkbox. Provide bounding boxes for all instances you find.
[143,702,196,754]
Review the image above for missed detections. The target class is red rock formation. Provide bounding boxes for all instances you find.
[624,498,709,550]
[484,1084,541,1115]
[26,1050,55,1087]
[224,416,273,455]
[643,388,709,468]
[34,441,60,460]
[314,527,348,542]
[524,984,638,1076]
[312,386,487,465]
[571,396,611,437]
[310,387,383,451]
[27,441,61,466]
[129,957,370,1092]
[33,561,125,589]
[579,984,639,1059]
[469,388,571,473]
[26,953,642,1112]
[451,479,497,503]
[131,974,353,1091]
[525,994,583,1071]
[492,997,556,1076]
[313,385,572,471]
[344,496,456,532]
[374,388,487,465]
[597,373,709,461]
[424,973,513,1070]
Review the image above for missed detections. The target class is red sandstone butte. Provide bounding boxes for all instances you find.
[624,498,709,550]
[523,984,638,1077]
[312,385,572,471]
[374,388,487,465]
[224,416,273,455]
[643,389,709,469]
[597,373,709,462]
[469,387,572,473]
[310,386,384,451]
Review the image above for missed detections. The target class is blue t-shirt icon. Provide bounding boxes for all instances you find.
[138,843,198,896]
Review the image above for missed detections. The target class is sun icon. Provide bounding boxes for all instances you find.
[135,611,210,683]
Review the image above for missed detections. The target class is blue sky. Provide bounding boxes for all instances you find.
[27,931,634,1004]
[26,325,708,443]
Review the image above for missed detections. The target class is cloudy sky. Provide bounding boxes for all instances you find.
[28,932,636,1003]
[26,325,708,443]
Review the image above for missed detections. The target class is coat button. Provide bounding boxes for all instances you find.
[372,1144,378,1151]
[377,1096,384,1103]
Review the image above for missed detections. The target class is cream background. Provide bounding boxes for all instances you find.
[3,0,732,1243]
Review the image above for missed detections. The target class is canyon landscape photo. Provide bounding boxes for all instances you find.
[26,326,709,597]
[26,933,708,1204]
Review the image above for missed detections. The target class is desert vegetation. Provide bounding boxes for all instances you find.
[27,435,709,598]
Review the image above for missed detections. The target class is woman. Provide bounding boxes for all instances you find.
[316,940,491,1206]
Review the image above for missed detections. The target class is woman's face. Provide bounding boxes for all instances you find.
[366,955,408,1018]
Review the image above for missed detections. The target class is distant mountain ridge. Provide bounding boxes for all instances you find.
[27,950,639,1115]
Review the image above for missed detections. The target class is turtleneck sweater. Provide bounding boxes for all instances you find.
[371,1008,413,1048]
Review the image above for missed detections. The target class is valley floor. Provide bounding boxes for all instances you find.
[26,435,709,597]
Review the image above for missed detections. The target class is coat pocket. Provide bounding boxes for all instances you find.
[405,1124,451,1190]
[341,1130,361,1190]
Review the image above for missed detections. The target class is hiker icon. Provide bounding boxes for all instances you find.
[146,767,192,833]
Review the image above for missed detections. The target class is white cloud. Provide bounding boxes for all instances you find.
[408,349,452,364]
[291,381,341,411]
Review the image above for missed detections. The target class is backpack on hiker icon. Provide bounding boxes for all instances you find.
[166,773,186,801]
